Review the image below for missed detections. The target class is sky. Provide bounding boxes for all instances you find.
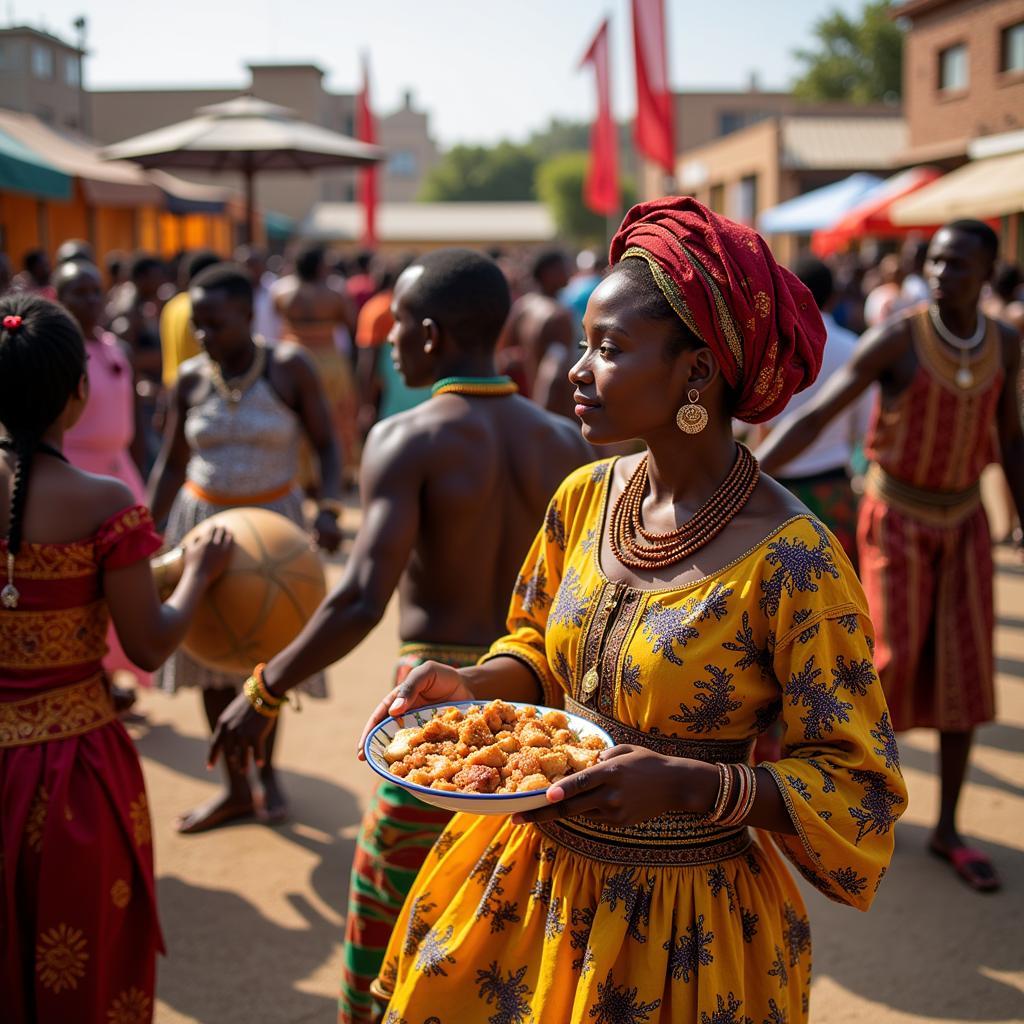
[7,0,867,146]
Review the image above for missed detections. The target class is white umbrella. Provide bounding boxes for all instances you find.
[102,96,385,241]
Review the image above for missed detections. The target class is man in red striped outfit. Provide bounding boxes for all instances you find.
[758,221,1024,892]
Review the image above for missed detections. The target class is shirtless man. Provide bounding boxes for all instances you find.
[498,248,574,397]
[758,220,1024,892]
[273,242,359,484]
[209,248,589,1023]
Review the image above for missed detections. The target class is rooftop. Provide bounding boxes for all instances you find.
[781,116,908,170]
[301,202,556,243]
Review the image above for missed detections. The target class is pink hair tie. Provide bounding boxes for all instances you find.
[2,315,23,330]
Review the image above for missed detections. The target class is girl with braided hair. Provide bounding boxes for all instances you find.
[0,294,232,1024]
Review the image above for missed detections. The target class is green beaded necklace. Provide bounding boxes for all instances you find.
[431,375,518,398]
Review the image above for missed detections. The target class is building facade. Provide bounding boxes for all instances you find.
[897,0,1024,163]
[674,111,907,263]
[0,26,87,133]
[88,64,440,223]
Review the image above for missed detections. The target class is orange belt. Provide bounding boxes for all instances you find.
[185,478,295,506]
[0,674,115,748]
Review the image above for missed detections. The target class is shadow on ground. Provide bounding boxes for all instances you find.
[157,875,350,1023]
[140,713,366,1022]
[133,717,365,839]
[801,820,1024,1020]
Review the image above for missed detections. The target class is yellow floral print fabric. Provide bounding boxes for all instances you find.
[380,460,906,1024]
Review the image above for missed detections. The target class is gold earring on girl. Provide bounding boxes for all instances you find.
[676,388,708,434]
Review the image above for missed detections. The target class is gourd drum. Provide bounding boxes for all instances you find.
[152,507,326,675]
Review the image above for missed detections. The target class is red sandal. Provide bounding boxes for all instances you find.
[929,841,1001,892]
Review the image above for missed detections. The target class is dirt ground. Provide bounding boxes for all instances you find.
[132,513,1024,1024]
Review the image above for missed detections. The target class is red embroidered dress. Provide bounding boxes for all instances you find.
[0,505,163,1024]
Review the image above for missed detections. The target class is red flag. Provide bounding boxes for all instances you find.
[356,54,377,247]
[579,19,620,217]
[631,0,675,172]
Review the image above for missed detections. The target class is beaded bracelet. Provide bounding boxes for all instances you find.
[244,675,280,718]
[243,663,290,718]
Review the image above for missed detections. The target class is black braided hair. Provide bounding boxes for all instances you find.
[0,293,85,556]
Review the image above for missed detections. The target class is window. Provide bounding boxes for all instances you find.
[387,150,418,178]
[64,55,80,87]
[709,183,725,213]
[718,112,746,137]
[32,43,54,79]
[938,43,968,91]
[1002,22,1024,73]
[737,175,758,225]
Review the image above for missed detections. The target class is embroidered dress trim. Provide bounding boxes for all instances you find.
[565,696,755,760]
[0,600,108,669]
[912,309,1001,398]
[536,818,751,867]
[480,646,563,708]
[0,674,115,747]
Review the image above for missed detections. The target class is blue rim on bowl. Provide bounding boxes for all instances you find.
[363,700,616,801]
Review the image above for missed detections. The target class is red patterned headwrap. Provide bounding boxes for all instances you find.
[609,196,826,423]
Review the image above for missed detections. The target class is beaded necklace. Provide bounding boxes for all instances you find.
[209,340,267,408]
[609,444,760,570]
[431,375,518,398]
[927,305,987,390]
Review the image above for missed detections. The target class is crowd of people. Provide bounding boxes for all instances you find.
[1,200,1022,1024]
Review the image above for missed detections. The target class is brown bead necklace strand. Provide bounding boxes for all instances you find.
[609,444,760,570]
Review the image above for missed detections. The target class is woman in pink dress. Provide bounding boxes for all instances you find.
[57,260,151,690]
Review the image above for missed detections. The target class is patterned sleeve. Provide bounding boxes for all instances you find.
[761,521,907,910]
[479,489,573,709]
[96,505,163,570]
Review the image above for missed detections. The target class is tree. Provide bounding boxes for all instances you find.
[418,142,538,202]
[792,0,904,104]
[535,152,635,246]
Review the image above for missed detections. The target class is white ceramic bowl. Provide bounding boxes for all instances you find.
[363,700,615,816]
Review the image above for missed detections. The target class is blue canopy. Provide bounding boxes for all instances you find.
[758,173,883,234]
[0,127,72,200]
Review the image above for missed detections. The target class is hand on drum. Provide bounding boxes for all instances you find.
[207,691,275,772]
[356,660,475,759]
[511,745,720,827]
[184,525,234,584]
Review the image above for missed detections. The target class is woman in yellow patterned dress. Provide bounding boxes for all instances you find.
[359,199,907,1024]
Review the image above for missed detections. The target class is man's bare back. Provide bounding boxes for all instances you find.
[375,391,589,645]
[273,276,355,339]
[501,292,575,394]
[242,248,591,698]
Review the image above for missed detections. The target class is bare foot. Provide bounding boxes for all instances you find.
[176,790,255,834]
[258,769,289,825]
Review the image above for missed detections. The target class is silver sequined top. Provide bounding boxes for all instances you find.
[183,371,300,496]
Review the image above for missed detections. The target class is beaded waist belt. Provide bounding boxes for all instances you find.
[0,673,115,748]
[865,463,981,527]
[535,698,754,867]
[397,641,489,671]
[185,478,296,507]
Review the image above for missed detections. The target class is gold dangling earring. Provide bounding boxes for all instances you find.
[676,388,708,434]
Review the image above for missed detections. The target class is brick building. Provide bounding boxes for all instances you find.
[673,108,906,263]
[896,0,1024,164]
